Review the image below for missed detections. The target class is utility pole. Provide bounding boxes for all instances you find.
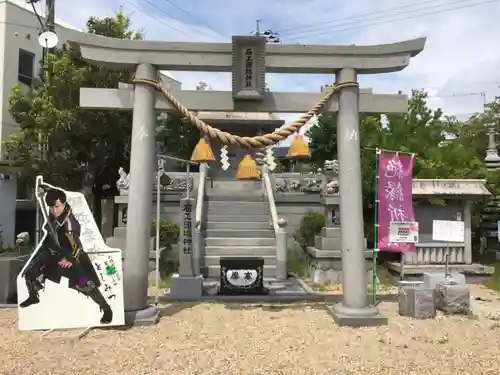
[45,0,56,53]
[27,0,58,245]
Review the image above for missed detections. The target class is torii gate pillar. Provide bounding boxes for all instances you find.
[327,68,387,326]
[122,63,159,324]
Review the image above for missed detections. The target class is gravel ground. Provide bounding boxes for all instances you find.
[1,285,500,375]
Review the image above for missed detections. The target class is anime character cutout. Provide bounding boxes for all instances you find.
[19,185,113,324]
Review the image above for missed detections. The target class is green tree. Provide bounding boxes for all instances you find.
[156,112,199,166]
[307,114,337,168]
[5,10,142,210]
[307,89,493,243]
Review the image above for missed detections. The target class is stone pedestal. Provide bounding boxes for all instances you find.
[398,285,436,319]
[307,226,372,284]
[436,282,470,314]
[423,272,466,290]
[170,274,204,300]
[169,197,204,299]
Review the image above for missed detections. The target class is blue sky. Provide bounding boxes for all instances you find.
[47,0,500,133]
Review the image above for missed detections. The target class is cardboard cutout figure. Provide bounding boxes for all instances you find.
[17,176,125,331]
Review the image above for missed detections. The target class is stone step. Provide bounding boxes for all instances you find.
[207,214,269,222]
[207,200,268,208]
[320,227,341,237]
[201,265,276,278]
[205,229,274,238]
[205,246,276,256]
[206,221,271,230]
[205,195,265,202]
[204,255,277,266]
[315,236,341,250]
[207,206,269,215]
[209,181,262,194]
[205,237,275,246]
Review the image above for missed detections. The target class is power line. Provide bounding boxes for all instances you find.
[275,0,451,34]
[414,78,500,91]
[133,0,221,42]
[428,90,494,99]
[293,0,499,40]
[158,0,223,38]
[123,0,188,39]
[282,0,499,40]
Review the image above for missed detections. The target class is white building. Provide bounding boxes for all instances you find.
[0,0,181,157]
[0,0,184,245]
[0,0,80,156]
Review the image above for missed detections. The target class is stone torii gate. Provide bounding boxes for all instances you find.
[67,30,425,326]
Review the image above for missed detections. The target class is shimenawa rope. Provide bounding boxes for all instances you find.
[133,78,358,149]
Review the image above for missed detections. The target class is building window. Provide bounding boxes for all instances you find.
[18,49,35,86]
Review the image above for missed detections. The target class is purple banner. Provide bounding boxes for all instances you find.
[377,153,416,252]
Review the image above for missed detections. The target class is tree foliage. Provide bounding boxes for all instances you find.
[308,114,337,167]
[156,112,199,165]
[4,10,143,201]
[307,89,500,242]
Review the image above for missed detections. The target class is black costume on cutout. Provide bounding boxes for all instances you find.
[20,194,113,324]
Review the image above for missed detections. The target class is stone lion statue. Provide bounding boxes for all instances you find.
[116,167,130,192]
[323,160,339,195]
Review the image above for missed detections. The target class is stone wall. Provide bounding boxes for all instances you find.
[115,194,185,228]
[275,194,322,243]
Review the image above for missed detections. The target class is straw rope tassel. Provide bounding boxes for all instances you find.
[236,154,260,180]
[287,134,311,159]
[190,137,215,163]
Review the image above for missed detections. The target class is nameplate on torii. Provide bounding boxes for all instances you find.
[232,36,266,101]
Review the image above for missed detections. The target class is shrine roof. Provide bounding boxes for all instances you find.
[412,179,491,198]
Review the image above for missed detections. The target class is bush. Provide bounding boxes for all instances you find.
[287,245,309,277]
[294,211,325,248]
[151,219,180,278]
[151,219,180,248]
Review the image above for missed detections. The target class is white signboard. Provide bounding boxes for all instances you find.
[432,220,465,243]
[497,221,500,242]
[389,221,419,243]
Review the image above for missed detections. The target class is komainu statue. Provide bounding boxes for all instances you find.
[116,167,130,193]
[323,160,339,195]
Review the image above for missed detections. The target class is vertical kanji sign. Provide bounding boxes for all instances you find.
[377,153,416,252]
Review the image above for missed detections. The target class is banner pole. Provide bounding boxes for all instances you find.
[373,148,381,305]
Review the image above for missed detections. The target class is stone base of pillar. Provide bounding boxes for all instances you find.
[326,303,388,327]
[125,305,160,326]
[169,274,204,300]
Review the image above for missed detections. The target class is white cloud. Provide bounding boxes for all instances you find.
[54,0,500,124]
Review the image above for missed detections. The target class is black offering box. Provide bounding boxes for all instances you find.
[218,257,268,295]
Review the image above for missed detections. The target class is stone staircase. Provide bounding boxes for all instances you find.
[201,181,277,278]
[105,181,279,278]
